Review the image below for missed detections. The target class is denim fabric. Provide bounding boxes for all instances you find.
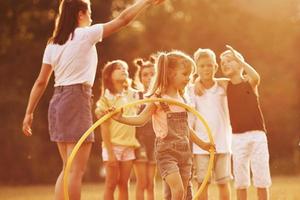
[48,84,94,142]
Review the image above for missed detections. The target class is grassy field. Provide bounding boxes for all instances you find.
[0,176,299,200]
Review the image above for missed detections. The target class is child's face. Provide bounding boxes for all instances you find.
[140,67,155,89]
[111,64,128,82]
[172,64,192,90]
[196,56,217,81]
[220,54,242,77]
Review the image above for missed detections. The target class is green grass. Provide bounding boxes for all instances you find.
[0,176,299,200]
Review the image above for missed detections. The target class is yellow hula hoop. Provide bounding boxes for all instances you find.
[63,98,215,200]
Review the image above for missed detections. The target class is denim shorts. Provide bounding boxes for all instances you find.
[48,84,95,143]
[155,140,192,181]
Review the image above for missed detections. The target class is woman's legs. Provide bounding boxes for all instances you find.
[54,142,92,200]
[54,143,67,200]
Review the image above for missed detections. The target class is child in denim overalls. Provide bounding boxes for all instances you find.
[112,51,214,200]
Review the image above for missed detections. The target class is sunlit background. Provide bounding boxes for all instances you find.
[0,0,299,196]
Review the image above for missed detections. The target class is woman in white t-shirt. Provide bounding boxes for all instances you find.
[22,0,164,199]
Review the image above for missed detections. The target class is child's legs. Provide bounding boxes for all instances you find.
[257,188,269,200]
[158,160,185,200]
[185,181,193,200]
[156,139,192,200]
[236,189,247,200]
[214,154,232,200]
[146,163,156,200]
[179,159,193,200]
[232,134,252,199]
[104,161,120,200]
[250,132,271,200]
[118,161,133,200]
[218,183,231,200]
[55,142,92,200]
[102,145,135,200]
[134,161,147,200]
[165,172,185,200]
[164,179,192,200]
[193,154,210,200]
[163,180,171,200]
[161,163,191,200]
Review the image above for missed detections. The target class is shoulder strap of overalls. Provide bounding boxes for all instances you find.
[137,91,146,114]
[156,93,171,112]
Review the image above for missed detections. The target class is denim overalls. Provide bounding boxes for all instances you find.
[155,98,193,183]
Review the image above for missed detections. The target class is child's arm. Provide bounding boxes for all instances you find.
[189,128,215,152]
[101,121,117,163]
[215,78,230,91]
[194,77,205,96]
[95,97,111,119]
[113,102,156,126]
[226,45,260,87]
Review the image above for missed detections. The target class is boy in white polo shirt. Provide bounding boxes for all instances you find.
[189,48,232,200]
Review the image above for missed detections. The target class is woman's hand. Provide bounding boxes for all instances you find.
[22,113,33,136]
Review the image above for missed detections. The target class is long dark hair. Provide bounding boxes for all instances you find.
[101,60,129,96]
[48,0,89,45]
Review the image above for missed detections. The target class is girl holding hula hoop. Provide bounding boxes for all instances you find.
[111,51,215,200]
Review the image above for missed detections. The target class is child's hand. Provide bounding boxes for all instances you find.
[96,107,117,119]
[226,45,243,63]
[107,152,118,167]
[194,77,205,96]
[201,142,216,153]
[111,107,123,121]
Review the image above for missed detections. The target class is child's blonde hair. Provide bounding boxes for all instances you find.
[194,48,217,64]
[220,50,245,62]
[148,50,195,97]
[101,60,129,96]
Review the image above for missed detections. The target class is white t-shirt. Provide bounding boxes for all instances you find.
[188,82,232,154]
[42,24,103,87]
